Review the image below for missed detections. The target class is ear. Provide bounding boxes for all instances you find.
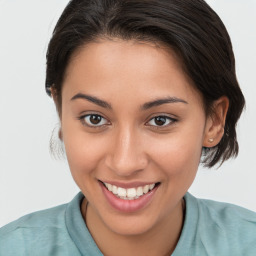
[50,86,62,119]
[58,128,63,141]
[203,96,229,147]
[50,86,58,105]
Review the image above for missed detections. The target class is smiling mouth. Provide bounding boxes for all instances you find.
[101,181,160,200]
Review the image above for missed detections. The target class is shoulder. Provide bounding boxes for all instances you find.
[0,203,67,234]
[187,193,256,255]
[196,195,256,230]
[0,203,80,256]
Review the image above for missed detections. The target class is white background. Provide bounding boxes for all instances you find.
[0,0,255,227]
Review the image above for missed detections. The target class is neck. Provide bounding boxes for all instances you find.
[82,199,185,256]
[81,199,185,256]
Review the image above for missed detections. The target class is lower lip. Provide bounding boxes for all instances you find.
[100,182,159,213]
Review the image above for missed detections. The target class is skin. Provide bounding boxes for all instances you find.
[56,39,228,256]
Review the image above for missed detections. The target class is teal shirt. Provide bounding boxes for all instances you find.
[1,192,256,255]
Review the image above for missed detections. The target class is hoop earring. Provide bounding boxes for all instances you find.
[49,125,65,160]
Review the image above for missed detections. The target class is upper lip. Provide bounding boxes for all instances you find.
[99,180,159,189]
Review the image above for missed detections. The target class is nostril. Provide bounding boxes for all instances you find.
[105,156,147,177]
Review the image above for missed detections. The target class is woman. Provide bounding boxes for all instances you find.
[1,0,255,255]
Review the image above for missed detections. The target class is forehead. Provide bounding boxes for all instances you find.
[62,39,203,107]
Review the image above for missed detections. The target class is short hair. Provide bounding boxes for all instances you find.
[45,0,245,167]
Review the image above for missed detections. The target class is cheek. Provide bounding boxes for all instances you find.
[152,141,201,172]
[148,126,204,177]
[62,123,107,180]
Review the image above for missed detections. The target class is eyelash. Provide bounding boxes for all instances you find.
[146,115,177,128]
[78,114,177,129]
[78,114,110,128]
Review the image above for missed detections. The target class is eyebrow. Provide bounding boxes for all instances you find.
[71,93,112,109]
[71,93,188,110]
[141,97,188,110]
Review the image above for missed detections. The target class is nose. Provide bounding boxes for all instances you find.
[105,126,148,177]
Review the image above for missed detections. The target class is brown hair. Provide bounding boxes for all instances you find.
[45,0,245,167]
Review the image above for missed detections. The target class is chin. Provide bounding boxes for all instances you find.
[100,212,160,237]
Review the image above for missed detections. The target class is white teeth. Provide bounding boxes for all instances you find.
[104,182,157,200]
[127,188,137,198]
[117,187,126,197]
[143,185,149,194]
[107,184,112,192]
[136,187,143,197]
[149,184,155,190]
[112,185,118,195]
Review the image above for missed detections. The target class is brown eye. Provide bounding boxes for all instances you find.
[147,115,176,127]
[154,116,167,126]
[82,114,109,127]
[90,115,102,125]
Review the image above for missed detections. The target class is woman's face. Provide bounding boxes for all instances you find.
[61,39,210,235]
